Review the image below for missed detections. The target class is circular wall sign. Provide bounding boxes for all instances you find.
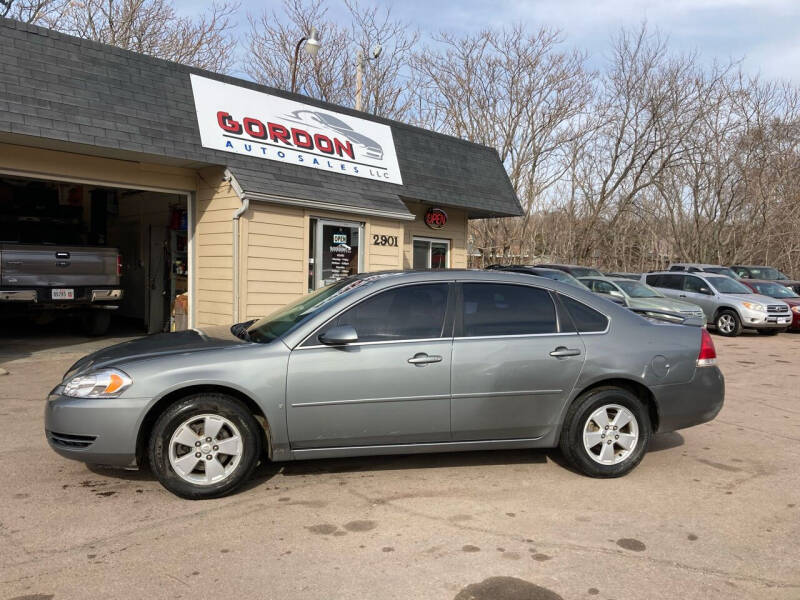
[424,208,448,230]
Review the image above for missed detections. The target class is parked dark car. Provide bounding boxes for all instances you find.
[730,265,800,294]
[487,265,589,289]
[535,263,604,278]
[741,279,800,331]
[46,270,724,499]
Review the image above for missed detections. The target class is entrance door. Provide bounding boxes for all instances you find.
[451,282,585,441]
[313,219,363,289]
[286,283,453,448]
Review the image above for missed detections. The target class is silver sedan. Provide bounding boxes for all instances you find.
[46,270,724,499]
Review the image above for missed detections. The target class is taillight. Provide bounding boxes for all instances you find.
[117,254,123,276]
[697,329,717,367]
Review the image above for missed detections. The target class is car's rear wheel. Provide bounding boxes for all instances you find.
[715,309,742,337]
[559,387,651,478]
[149,393,262,499]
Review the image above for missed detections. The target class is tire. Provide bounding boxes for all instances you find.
[149,393,263,499]
[82,311,111,336]
[757,329,782,336]
[714,309,742,337]
[559,387,651,478]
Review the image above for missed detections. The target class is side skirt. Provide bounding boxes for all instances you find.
[288,436,551,461]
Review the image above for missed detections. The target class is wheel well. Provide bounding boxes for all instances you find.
[712,306,739,322]
[575,378,659,432]
[135,384,271,467]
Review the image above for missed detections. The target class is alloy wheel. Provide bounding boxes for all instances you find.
[582,404,639,465]
[168,414,243,485]
[717,314,736,334]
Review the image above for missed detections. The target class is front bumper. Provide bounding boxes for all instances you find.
[739,308,792,329]
[45,389,148,467]
[652,366,725,433]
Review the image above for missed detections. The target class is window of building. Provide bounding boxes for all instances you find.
[413,237,449,269]
[460,283,557,337]
[309,218,364,290]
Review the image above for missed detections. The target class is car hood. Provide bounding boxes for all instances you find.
[724,293,786,306]
[628,297,702,313]
[64,325,249,378]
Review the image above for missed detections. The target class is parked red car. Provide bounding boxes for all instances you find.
[741,279,800,331]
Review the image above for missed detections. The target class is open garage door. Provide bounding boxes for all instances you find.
[0,174,191,337]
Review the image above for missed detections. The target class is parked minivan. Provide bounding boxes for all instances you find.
[642,272,791,336]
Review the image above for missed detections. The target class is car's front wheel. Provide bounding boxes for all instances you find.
[149,393,263,499]
[715,309,742,337]
[559,387,651,478]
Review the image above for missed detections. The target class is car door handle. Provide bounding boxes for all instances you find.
[678,294,687,298]
[549,347,582,358]
[407,353,443,366]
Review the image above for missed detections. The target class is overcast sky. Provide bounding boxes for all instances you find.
[186,0,800,82]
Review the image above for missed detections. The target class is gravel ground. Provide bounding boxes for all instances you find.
[1,328,799,600]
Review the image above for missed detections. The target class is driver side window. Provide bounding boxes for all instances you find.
[317,283,449,343]
[684,276,712,295]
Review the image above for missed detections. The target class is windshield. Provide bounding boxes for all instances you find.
[616,281,663,298]
[746,267,788,280]
[569,267,603,278]
[704,267,740,278]
[750,282,799,298]
[706,276,752,294]
[246,278,366,343]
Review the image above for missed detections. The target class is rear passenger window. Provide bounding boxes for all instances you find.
[645,274,663,287]
[461,283,557,337]
[559,295,609,333]
[660,274,684,290]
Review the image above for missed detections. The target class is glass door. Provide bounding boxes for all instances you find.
[314,218,363,289]
[413,237,450,269]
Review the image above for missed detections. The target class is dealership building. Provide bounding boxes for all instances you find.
[0,18,521,333]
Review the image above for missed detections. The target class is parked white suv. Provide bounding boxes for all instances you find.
[642,271,791,336]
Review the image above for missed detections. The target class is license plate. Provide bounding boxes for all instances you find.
[51,288,74,300]
[778,317,790,324]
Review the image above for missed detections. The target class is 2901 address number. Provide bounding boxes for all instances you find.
[372,234,398,246]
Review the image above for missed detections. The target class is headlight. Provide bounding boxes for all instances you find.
[63,368,132,398]
[742,301,764,312]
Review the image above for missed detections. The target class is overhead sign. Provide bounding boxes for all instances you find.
[190,74,403,185]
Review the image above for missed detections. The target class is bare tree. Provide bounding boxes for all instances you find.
[6,0,238,72]
[245,0,418,119]
[413,25,592,265]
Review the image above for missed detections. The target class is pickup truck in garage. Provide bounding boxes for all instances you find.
[0,243,123,335]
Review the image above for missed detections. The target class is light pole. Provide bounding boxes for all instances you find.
[291,27,321,94]
[355,44,382,111]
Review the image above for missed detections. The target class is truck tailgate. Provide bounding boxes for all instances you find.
[0,244,119,287]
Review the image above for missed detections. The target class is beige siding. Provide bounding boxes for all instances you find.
[194,168,236,327]
[365,218,404,271]
[403,202,469,269]
[241,202,306,321]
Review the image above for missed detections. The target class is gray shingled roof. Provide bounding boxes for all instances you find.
[0,18,522,218]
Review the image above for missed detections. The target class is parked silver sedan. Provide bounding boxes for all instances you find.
[46,270,724,499]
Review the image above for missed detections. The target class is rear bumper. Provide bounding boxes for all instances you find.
[652,366,725,433]
[0,287,122,306]
[44,389,148,467]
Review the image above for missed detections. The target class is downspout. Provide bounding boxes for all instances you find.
[225,169,248,324]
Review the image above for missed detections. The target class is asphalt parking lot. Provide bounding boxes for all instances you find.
[1,330,799,600]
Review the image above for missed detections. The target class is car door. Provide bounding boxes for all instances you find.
[651,273,684,300]
[680,275,717,319]
[450,282,586,441]
[285,282,453,449]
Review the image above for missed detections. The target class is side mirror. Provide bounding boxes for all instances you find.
[699,287,712,295]
[609,290,624,298]
[318,325,359,345]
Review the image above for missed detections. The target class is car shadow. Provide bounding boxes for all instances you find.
[86,435,683,494]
